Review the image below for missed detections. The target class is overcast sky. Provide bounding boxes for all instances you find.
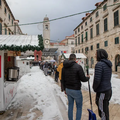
[6,0,101,42]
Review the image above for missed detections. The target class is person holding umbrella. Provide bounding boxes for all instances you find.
[93,49,112,120]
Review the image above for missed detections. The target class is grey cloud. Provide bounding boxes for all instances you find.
[6,0,101,41]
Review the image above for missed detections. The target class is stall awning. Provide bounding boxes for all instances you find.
[42,48,58,56]
[63,53,87,59]
[0,35,44,52]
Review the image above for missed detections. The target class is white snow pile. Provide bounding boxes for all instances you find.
[8,66,120,120]
[9,66,67,120]
[82,68,120,104]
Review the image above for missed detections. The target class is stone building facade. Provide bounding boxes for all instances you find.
[74,0,120,72]
[0,0,23,35]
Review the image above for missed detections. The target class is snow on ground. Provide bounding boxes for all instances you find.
[8,66,120,119]
[9,66,67,120]
[82,68,120,104]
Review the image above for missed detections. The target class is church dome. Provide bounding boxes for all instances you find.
[44,16,49,21]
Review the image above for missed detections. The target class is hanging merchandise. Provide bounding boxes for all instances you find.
[8,56,11,62]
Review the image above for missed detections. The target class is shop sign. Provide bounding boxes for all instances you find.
[7,51,21,56]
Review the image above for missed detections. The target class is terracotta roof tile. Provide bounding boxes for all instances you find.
[66,34,74,38]
[95,2,102,7]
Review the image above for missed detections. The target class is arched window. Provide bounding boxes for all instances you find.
[45,25,48,29]
[115,54,120,71]
[0,23,2,34]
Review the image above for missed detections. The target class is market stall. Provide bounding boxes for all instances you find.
[0,35,44,113]
[60,53,87,70]
[16,57,31,76]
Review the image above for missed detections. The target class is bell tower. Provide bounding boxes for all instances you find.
[43,15,50,48]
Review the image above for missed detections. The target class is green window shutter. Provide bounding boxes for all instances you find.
[114,10,119,26]
[81,34,83,43]
[103,4,107,11]
[78,36,80,45]
[82,48,84,53]
[96,11,99,17]
[12,20,13,25]
[0,23,2,34]
[5,28,7,35]
[86,32,88,41]
[115,37,119,44]
[90,17,92,22]
[75,39,77,46]
[104,41,108,47]
[91,45,93,50]
[104,18,108,32]
[96,24,99,35]
[97,43,99,49]
[90,28,93,39]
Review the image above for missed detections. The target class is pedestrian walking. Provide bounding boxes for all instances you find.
[43,61,48,76]
[57,59,64,91]
[62,53,90,120]
[54,63,59,82]
[93,49,112,120]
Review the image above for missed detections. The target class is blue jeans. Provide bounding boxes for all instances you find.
[66,88,83,120]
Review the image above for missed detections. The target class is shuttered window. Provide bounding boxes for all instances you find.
[90,28,93,39]
[104,18,108,31]
[82,48,84,53]
[90,17,92,22]
[115,37,119,44]
[96,11,99,17]
[114,10,119,26]
[97,43,99,49]
[103,4,107,11]
[91,45,93,50]
[5,28,7,35]
[78,36,80,45]
[75,38,77,46]
[9,14,10,21]
[81,34,83,43]
[0,23,2,34]
[0,0,1,6]
[96,24,99,35]
[86,31,88,41]
[85,47,89,52]
[104,41,108,47]
[4,7,7,14]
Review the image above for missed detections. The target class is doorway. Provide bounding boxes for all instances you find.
[115,54,120,71]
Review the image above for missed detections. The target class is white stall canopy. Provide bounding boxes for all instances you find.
[0,35,38,46]
[63,53,87,59]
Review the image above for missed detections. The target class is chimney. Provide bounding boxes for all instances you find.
[14,20,19,35]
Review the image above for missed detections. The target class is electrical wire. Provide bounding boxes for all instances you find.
[1,2,120,29]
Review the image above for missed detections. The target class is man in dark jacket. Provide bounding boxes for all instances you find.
[44,61,48,76]
[93,49,112,120]
[62,54,90,120]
